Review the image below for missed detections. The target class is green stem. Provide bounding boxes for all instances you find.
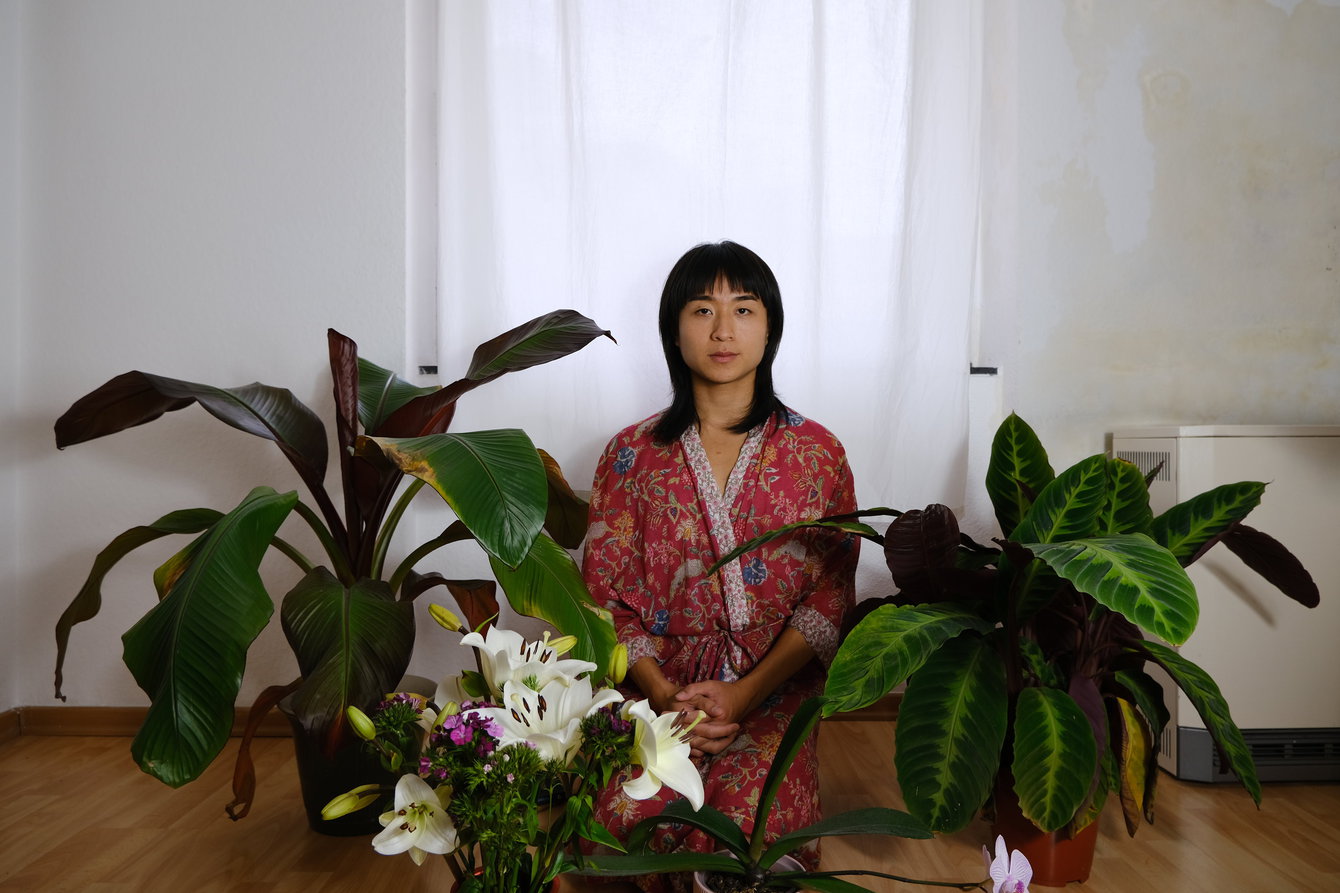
[388,521,471,598]
[293,499,354,582]
[372,478,426,580]
[269,536,315,574]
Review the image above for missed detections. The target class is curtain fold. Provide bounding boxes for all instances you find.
[437,0,982,518]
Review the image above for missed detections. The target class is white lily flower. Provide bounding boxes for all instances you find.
[983,834,1032,893]
[372,774,459,866]
[622,700,705,811]
[460,626,597,697]
[471,675,623,764]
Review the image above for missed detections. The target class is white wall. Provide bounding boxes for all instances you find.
[7,0,1338,712]
[2,0,21,712]
[10,1,408,711]
[979,0,1340,474]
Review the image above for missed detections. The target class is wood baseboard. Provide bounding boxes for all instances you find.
[2,705,292,738]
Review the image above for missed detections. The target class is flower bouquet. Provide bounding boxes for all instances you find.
[322,611,705,893]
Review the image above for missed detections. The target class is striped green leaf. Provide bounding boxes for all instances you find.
[1026,534,1199,645]
[1150,481,1265,565]
[1140,640,1261,805]
[824,604,994,714]
[985,413,1055,538]
[1099,458,1154,535]
[363,429,546,568]
[1011,687,1097,832]
[893,635,1007,832]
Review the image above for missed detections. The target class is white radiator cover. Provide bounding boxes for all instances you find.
[1109,425,1340,782]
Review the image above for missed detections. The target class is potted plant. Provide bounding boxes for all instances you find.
[322,612,706,893]
[573,695,988,893]
[716,413,1319,885]
[52,310,618,829]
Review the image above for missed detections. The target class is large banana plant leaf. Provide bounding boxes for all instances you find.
[823,604,995,714]
[279,568,416,747]
[54,507,223,698]
[361,429,547,569]
[893,635,1007,832]
[121,487,298,787]
[1010,686,1097,832]
[489,533,617,677]
[1025,534,1199,645]
[1140,640,1261,804]
[378,310,615,437]
[985,412,1055,539]
[54,372,330,515]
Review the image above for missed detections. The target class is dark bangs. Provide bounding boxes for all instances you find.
[653,241,786,443]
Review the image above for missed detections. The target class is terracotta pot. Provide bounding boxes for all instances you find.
[991,782,1098,887]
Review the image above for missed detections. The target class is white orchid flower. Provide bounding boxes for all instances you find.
[983,834,1032,893]
[622,699,705,811]
[471,675,623,764]
[460,626,597,697]
[372,774,459,865]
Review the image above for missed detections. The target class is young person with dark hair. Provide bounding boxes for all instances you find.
[582,241,858,886]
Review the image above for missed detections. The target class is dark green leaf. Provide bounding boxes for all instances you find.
[985,413,1054,538]
[1025,534,1199,645]
[466,309,614,381]
[56,371,329,490]
[626,799,749,857]
[1012,454,1108,545]
[761,808,931,869]
[1139,640,1261,805]
[824,604,994,714]
[489,533,617,677]
[279,568,416,745]
[1149,481,1265,565]
[893,636,1007,833]
[363,429,547,568]
[121,487,298,787]
[1011,687,1097,832]
[1099,458,1154,535]
[751,697,827,859]
[55,508,223,699]
[708,516,885,576]
[356,355,439,433]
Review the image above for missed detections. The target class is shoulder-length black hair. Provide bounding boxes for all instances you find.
[653,240,786,443]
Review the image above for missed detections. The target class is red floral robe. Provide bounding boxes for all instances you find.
[582,408,858,883]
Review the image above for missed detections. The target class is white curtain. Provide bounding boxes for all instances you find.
[436,0,983,525]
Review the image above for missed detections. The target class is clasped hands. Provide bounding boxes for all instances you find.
[661,679,756,759]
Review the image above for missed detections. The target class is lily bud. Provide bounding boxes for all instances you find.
[609,643,629,684]
[347,706,377,741]
[547,633,579,656]
[321,784,381,820]
[429,603,464,632]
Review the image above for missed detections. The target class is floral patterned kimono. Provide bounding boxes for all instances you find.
[582,408,858,879]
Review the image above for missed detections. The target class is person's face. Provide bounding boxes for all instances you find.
[676,277,769,391]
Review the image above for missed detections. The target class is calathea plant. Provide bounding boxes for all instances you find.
[717,413,1318,839]
[52,311,618,819]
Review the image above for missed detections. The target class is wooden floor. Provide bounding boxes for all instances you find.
[1,722,1336,892]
